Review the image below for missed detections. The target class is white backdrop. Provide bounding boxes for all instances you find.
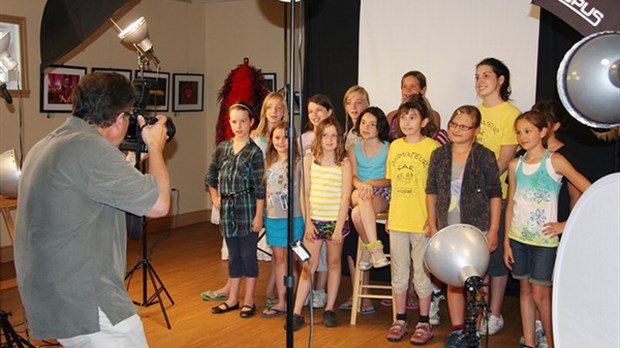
[359,0,541,126]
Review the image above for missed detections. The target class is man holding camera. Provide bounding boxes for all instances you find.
[14,72,170,347]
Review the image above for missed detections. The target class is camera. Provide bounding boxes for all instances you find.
[120,78,176,153]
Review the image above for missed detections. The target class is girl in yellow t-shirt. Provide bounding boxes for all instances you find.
[385,95,439,344]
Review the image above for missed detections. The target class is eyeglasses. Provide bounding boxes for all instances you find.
[448,121,476,131]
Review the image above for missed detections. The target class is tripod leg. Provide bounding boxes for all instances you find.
[145,265,172,330]
[146,262,174,305]
[0,311,35,348]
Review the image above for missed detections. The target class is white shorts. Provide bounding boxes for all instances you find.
[57,307,148,348]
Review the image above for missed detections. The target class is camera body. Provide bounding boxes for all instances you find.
[120,78,175,153]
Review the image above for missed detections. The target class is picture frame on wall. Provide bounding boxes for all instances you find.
[262,73,276,92]
[0,14,30,97]
[91,67,132,81]
[40,65,87,113]
[135,70,170,112]
[172,73,204,112]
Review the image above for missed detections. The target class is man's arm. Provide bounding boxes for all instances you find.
[140,115,171,217]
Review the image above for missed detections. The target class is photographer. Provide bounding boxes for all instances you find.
[14,72,170,347]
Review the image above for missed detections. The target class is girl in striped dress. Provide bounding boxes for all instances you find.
[291,118,352,330]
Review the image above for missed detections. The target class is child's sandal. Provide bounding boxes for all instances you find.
[368,240,390,269]
[358,241,372,271]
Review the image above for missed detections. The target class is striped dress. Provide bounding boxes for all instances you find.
[309,159,343,221]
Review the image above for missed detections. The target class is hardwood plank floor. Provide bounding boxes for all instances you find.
[1,221,524,347]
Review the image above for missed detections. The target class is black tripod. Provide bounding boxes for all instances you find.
[463,276,487,348]
[0,310,34,348]
[125,212,174,330]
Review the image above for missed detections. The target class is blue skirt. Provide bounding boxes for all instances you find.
[265,216,304,247]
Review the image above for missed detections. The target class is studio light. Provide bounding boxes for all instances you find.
[113,17,160,69]
[0,149,21,198]
[0,30,18,73]
[424,224,489,287]
[557,31,620,128]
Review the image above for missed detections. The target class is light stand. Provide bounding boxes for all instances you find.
[0,310,34,348]
[114,16,173,329]
[282,1,302,347]
[463,276,486,348]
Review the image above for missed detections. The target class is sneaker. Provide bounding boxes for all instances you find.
[443,329,464,348]
[410,322,433,345]
[358,242,372,271]
[519,320,547,347]
[323,310,339,327]
[312,289,327,308]
[291,313,305,331]
[386,320,408,342]
[479,314,504,336]
[429,291,443,325]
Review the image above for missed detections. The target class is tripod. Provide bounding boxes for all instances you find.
[463,276,486,348]
[0,310,34,348]
[125,213,174,329]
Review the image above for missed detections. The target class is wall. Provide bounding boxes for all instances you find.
[0,0,286,250]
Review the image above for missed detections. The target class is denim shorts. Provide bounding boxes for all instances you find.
[510,239,557,287]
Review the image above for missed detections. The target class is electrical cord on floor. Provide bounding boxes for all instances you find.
[306,258,314,348]
[147,187,181,257]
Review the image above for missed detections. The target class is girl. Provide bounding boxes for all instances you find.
[292,118,352,330]
[206,102,265,319]
[504,111,590,348]
[339,88,373,314]
[386,71,447,145]
[475,57,521,335]
[259,121,304,318]
[426,105,502,347]
[253,92,287,307]
[299,94,338,308]
[385,96,439,344]
[349,106,391,270]
[343,86,371,150]
[301,94,338,155]
[252,92,287,153]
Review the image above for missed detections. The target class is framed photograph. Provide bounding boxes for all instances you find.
[0,14,30,97]
[172,73,204,112]
[40,65,87,113]
[262,73,276,92]
[91,67,132,81]
[135,70,169,111]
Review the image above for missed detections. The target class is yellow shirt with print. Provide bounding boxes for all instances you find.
[477,101,521,198]
[386,137,439,233]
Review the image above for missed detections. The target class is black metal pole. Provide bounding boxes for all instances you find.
[285,1,298,347]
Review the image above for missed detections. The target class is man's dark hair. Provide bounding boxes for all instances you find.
[73,72,135,127]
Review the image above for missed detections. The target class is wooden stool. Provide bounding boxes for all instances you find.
[350,212,395,325]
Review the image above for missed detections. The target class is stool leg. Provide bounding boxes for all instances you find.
[350,238,364,325]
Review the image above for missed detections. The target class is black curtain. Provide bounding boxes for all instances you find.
[303,0,360,127]
[536,9,619,206]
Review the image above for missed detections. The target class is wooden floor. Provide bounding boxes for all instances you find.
[1,221,524,347]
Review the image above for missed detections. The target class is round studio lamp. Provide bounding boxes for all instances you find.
[557,31,620,128]
[424,224,489,287]
[0,149,21,198]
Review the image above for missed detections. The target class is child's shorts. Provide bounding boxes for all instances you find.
[265,216,304,248]
[312,219,350,241]
[373,186,391,202]
[510,239,557,287]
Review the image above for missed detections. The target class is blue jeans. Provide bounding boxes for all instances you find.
[510,239,557,287]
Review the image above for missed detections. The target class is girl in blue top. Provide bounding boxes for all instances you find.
[504,111,590,348]
[260,121,304,318]
[349,107,391,270]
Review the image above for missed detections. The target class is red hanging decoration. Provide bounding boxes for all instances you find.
[215,58,269,144]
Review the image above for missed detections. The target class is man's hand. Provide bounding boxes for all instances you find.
[139,115,168,153]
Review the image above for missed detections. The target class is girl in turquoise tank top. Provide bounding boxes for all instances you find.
[505,111,590,348]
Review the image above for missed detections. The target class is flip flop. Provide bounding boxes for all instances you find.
[201,290,228,301]
[338,298,353,311]
[265,296,279,308]
[360,305,376,315]
[260,308,285,318]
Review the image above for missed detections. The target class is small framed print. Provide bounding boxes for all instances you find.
[40,65,87,113]
[172,73,204,112]
[134,70,169,112]
[91,67,132,81]
[262,73,276,92]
